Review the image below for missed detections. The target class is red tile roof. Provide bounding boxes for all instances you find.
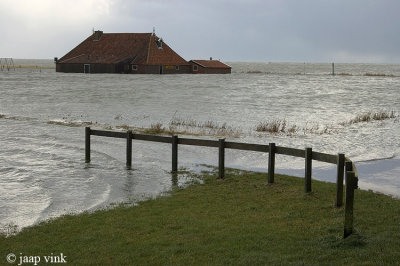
[58,32,189,65]
[190,60,231,69]
[145,35,188,65]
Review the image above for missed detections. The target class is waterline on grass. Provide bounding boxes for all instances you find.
[2,171,400,265]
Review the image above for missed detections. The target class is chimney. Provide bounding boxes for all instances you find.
[93,30,103,41]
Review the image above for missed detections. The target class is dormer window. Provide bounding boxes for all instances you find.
[93,30,103,41]
[155,38,163,49]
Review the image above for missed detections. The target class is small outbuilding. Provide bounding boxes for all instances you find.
[189,59,231,74]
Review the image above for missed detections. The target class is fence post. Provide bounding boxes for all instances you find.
[172,135,178,173]
[344,162,357,238]
[126,131,132,169]
[345,160,353,172]
[268,143,276,184]
[219,138,225,179]
[305,147,312,193]
[336,153,345,207]
[85,127,91,163]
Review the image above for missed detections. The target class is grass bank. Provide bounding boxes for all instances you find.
[1,170,400,265]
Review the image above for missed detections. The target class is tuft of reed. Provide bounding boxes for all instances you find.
[373,110,396,120]
[287,124,298,134]
[337,73,353,76]
[116,124,132,131]
[168,117,241,138]
[364,73,396,77]
[341,110,397,126]
[256,120,285,134]
[143,122,164,135]
[169,117,198,127]
[247,70,263,74]
[334,73,397,77]
[256,119,339,136]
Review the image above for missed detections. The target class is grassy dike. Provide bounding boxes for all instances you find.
[1,169,400,265]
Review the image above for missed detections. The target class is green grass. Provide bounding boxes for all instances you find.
[1,170,400,265]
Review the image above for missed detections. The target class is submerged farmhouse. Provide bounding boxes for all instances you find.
[56,31,231,74]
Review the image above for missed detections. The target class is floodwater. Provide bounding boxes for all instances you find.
[1,60,399,231]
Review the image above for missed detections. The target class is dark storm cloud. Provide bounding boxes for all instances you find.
[276,0,400,62]
[1,0,399,63]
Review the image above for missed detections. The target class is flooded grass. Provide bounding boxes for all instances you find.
[3,110,396,138]
[14,65,55,69]
[115,119,242,138]
[363,73,396,77]
[1,170,400,265]
[244,71,398,77]
[335,72,397,77]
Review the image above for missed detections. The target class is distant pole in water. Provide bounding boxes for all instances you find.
[332,62,335,76]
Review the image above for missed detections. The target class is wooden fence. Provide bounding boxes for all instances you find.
[84,127,358,238]
[0,58,16,71]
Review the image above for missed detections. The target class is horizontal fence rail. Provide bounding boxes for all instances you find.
[85,127,358,238]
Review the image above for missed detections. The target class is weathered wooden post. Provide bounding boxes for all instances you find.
[219,138,225,179]
[85,127,91,163]
[336,153,345,207]
[305,147,312,193]
[126,131,132,169]
[268,143,276,184]
[172,135,178,173]
[344,161,358,238]
[345,160,353,178]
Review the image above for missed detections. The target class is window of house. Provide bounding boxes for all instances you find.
[175,65,179,70]
[193,65,198,71]
[132,65,138,71]
[155,38,163,49]
[84,64,90,73]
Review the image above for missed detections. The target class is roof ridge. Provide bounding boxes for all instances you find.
[190,60,206,68]
[146,34,152,64]
[101,32,152,34]
[59,53,86,63]
[190,59,231,69]
[58,32,189,66]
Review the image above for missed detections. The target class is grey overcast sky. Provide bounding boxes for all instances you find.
[1,0,399,63]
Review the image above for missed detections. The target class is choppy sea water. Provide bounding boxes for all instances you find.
[1,60,399,231]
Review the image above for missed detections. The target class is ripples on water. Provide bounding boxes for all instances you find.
[1,61,399,231]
